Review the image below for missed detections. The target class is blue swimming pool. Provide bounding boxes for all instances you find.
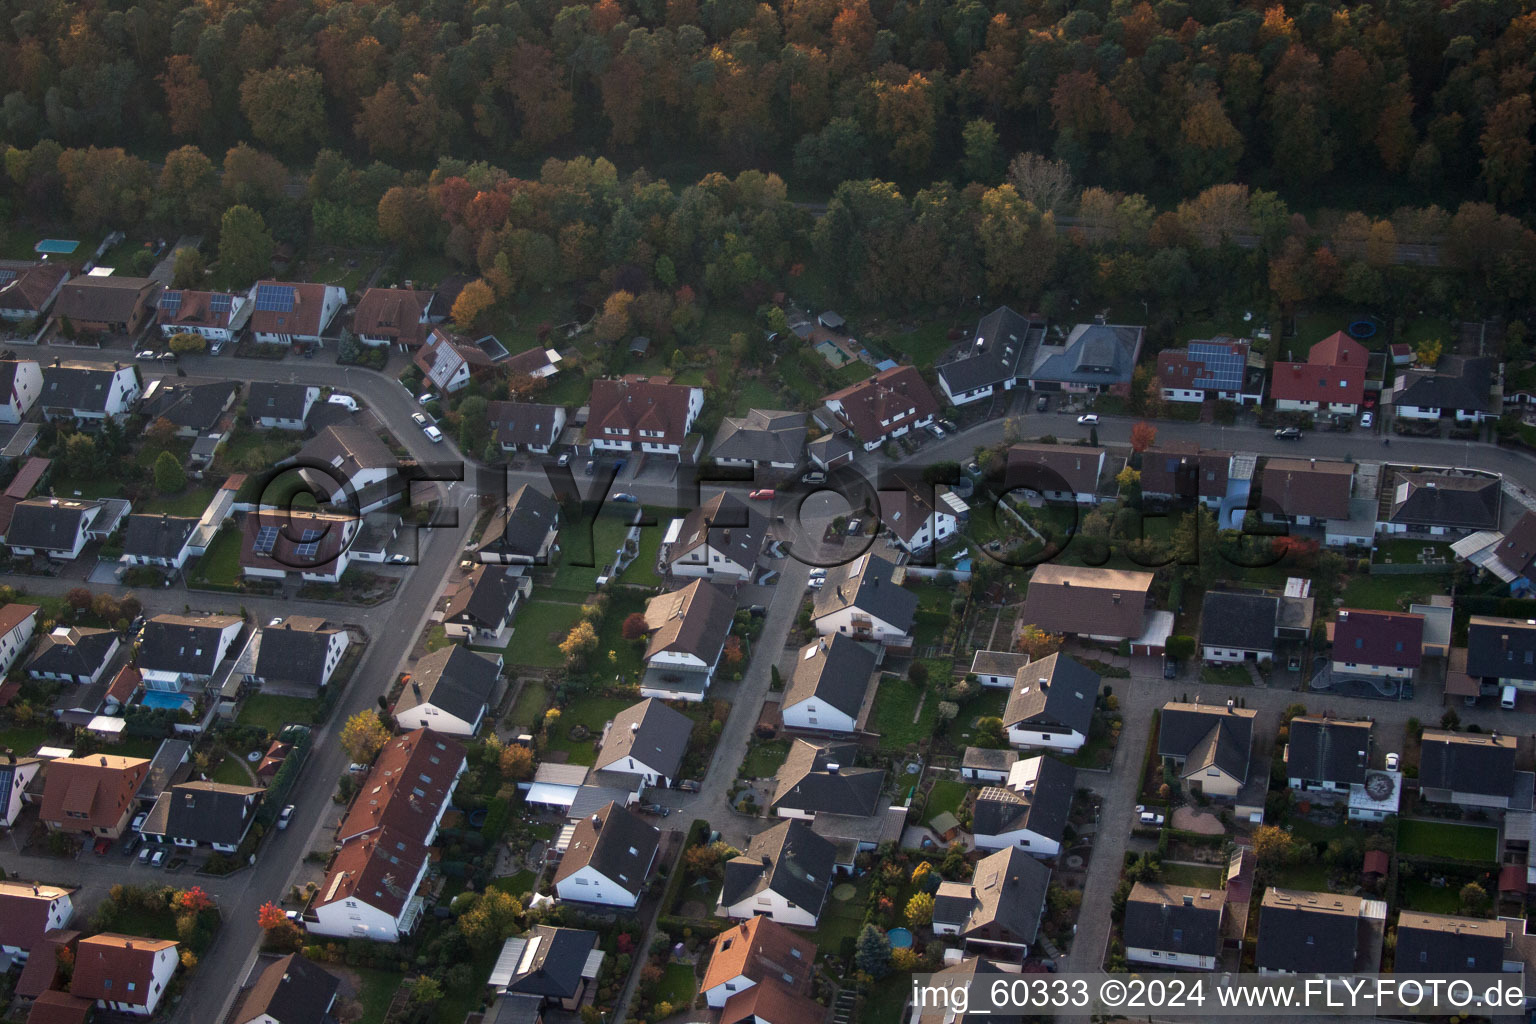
[139,690,191,711]
[888,927,914,949]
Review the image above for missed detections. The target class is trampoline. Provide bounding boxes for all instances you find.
[887,927,914,949]
[34,239,80,255]
[1347,320,1377,339]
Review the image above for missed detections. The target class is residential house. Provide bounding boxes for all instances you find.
[0,359,43,423]
[810,552,918,649]
[662,492,767,581]
[120,513,200,570]
[1417,729,1533,811]
[443,565,530,646]
[701,917,817,1014]
[230,953,340,1024]
[960,747,1018,783]
[934,306,1040,406]
[1122,882,1224,970]
[142,780,263,852]
[1018,565,1159,648]
[907,957,1025,1024]
[1390,356,1497,422]
[53,276,162,335]
[474,485,560,565]
[156,289,250,344]
[780,635,877,734]
[1330,608,1424,681]
[1259,458,1354,526]
[26,626,120,685]
[71,934,179,1016]
[487,401,567,454]
[1348,767,1403,823]
[486,926,602,1013]
[1394,913,1517,973]
[4,497,119,559]
[1157,338,1263,405]
[394,646,503,737]
[0,882,75,962]
[0,262,69,322]
[932,846,1051,959]
[1285,716,1373,795]
[249,617,350,690]
[1139,442,1233,509]
[971,755,1075,855]
[1270,332,1369,415]
[970,650,1033,690]
[585,375,705,458]
[1478,511,1536,595]
[103,665,141,715]
[593,698,693,788]
[249,282,346,347]
[1157,701,1256,798]
[1379,469,1500,536]
[1199,590,1281,663]
[822,366,940,451]
[770,740,884,821]
[291,424,402,514]
[1024,321,1144,394]
[718,819,836,927]
[711,409,807,469]
[504,344,561,381]
[0,752,43,827]
[352,287,439,349]
[0,602,40,676]
[413,327,508,393]
[139,377,239,437]
[806,434,855,471]
[136,613,243,696]
[0,456,49,537]
[39,754,150,838]
[38,362,141,422]
[1004,443,1106,504]
[1466,615,1536,692]
[638,580,736,701]
[247,382,319,431]
[1002,653,1101,753]
[879,478,962,554]
[1255,888,1385,974]
[553,800,660,908]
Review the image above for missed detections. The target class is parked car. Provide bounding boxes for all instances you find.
[1036,395,1050,412]
[1077,413,1099,425]
[122,835,142,856]
[1163,658,1179,679]
[808,575,826,589]
[1135,805,1165,826]
[135,350,157,361]
[678,779,701,793]
[926,423,946,438]
[411,412,429,428]
[150,848,167,867]
[557,452,572,467]
[278,804,295,830]
[749,489,775,500]
[418,392,435,405]
[208,339,226,355]
[584,460,596,476]
[157,351,177,362]
[327,393,358,411]
[387,554,411,564]
[939,419,958,432]
[1385,752,1400,771]
[284,910,301,922]
[610,492,638,503]
[1274,427,1303,440]
[1360,411,1374,428]
[131,812,147,832]
[348,762,369,774]
[93,837,112,855]
[138,845,154,865]
[424,424,444,443]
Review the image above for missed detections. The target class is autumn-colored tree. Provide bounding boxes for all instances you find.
[66,587,93,611]
[872,71,938,174]
[159,56,212,138]
[156,146,221,228]
[168,332,207,354]
[1016,624,1064,659]
[340,710,390,764]
[1480,94,1534,204]
[722,636,745,667]
[459,889,524,952]
[560,621,599,662]
[594,290,636,344]
[240,66,327,150]
[377,186,436,250]
[499,744,534,781]
[172,247,207,289]
[621,612,650,641]
[1251,824,1293,868]
[1178,90,1244,190]
[1415,339,1443,367]
[1116,465,1141,490]
[1007,152,1074,213]
[1130,421,1157,453]
[257,902,287,930]
[175,887,213,913]
[452,279,496,332]
[145,416,178,450]
[180,950,198,972]
[221,145,289,210]
[905,891,935,927]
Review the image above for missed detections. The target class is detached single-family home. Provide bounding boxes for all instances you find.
[247,382,319,431]
[230,952,340,1024]
[1390,356,1497,423]
[1004,443,1106,505]
[1329,608,1424,681]
[711,409,807,469]
[1284,716,1373,794]
[4,497,120,559]
[0,358,43,423]
[701,917,818,1016]
[822,366,940,451]
[780,635,878,734]
[585,375,705,458]
[1157,701,1256,798]
[1394,913,1518,973]
[770,740,885,821]
[71,933,179,1016]
[1270,332,1368,415]
[53,276,162,335]
[26,626,120,685]
[120,513,200,570]
[394,646,503,737]
[290,424,402,514]
[0,262,69,323]
[1255,888,1384,974]
[0,881,75,963]
[553,800,660,908]
[719,819,836,927]
[443,565,530,646]
[487,401,567,454]
[0,602,40,676]
[1002,653,1101,753]
[971,754,1075,855]
[662,492,768,581]
[249,282,346,347]
[811,552,918,649]
[1139,442,1233,509]
[504,344,561,381]
[879,478,962,554]
[638,580,737,701]
[139,377,239,438]
[908,957,1024,1024]
[1156,338,1263,405]
[0,753,43,827]
[39,755,151,838]
[1199,590,1281,663]
[1417,729,1533,811]
[1024,321,1144,394]
[1259,458,1354,526]
[474,485,560,565]
[38,361,141,422]
[156,289,250,344]
[352,287,440,349]
[594,698,693,788]
[249,617,350,691]
[1018,565,1158,648]
[486,927,602,1013]
[1466,615,1536,692]
[136,613,243,695]
[1122,882,1224,970]
[413,327,508,393]
[1379,469,1500,537]
[934,306,1040,406]
[932,846,1051,959]
[141,780,263,852]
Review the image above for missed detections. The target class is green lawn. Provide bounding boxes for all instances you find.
[926,779,971,824]
[1400,879,1467,915]
[870,676,938,750]
[236,693,319,734]
[552,508,636,592]
[1200,663,1252,687]
[1270,861,1331,891]
[424,624,454,653]
[504,602,586,668]
[190,527,243,585]
[617,508,685,585]
[953,688,1009,745]
[210,754,257,786]
[350,967,405,1022]
[871,319,956,367]
[815,878,870,955]
[215,427,301,476]
[740,739,790,778]
[1339,573,1438,611]
[506,681,550,729]
[1372,539,1456,567]
[0,724,54,756]
[1157,862,1225,888]
[1397,819,1498,862]
[653,962,697,1009]
[48,474,125,500]
[491,870,537,898]
[543,696,635,766]
[135,485,217,517]
[589,590,651,684]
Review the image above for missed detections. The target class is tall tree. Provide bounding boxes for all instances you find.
[239,66,327,150]
[217,205,275,287]
[159,55,212,138]
[1480,94,1534,204]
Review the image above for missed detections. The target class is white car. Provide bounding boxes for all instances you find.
[387,554,411,564]
[131,812,147,832]
[1360,411,1374,428]
[278,804,295,830]
[138,846,154,864]
[1135,804,1165,826]
[327,393,358,412]
[1077,413,1099,425]
[808,576,826,589]
[418,392,435,405]
[411,412,429,428]
[135,350,157,361]
[424,424,444,443]
[1385,752,1400,771]
[150,848,166,867]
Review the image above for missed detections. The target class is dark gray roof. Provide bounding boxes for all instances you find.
[501,926,598,1000]
[594,698,692,780]
[487,401,564,448]
[1123,882,1224,958]
[1199,590,1280,652]
[163,780,262,846]
[40,363,136,413]
[783,635,876,719]
[962,747,1018,772]
[971,756,1074,845]
[1394,913,1507,973]
[932,847,1050,945]
[1285,717,1372,787]
[1256,889,1362,973]
[806,433,855,467]
[1418,730,1519,798]
[26,626,116,678]
[666,492,767,573]
[1466,617,1536,681]
[234,953,339,1024]
[138,614,241,675]
[247,382,312,422]
[1028,323,1142,387]
[255,620,342,686]
[476,485,560,560]
[1157,704,1256,783]
[721,820,835,918]
[1393,356,1495,414]
[296,424,396,477]
[771,740,884,817]
[711,409,807,465]
[140,377,237,432]
[396,646,500,723]
[138,738,191,801]
[554,801,659,896]
[1389,471,1500,530]
[5,498,100,551]
[935,306,1033,394]
[1002,654,1099,736]
[121,514,198,561]
[444,567,522,630]
[811,552,918,634]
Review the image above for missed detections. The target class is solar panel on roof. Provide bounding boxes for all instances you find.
[1186,341,1245,391]
[254,284,295,312]
[209,293,233,314]
[158,290,183,317]
[254,525,279,554]
[0,270,16,286]
[295,540,320,558]
[298,528,324,542]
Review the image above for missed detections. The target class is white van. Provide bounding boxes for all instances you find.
[1502,685,1518,709]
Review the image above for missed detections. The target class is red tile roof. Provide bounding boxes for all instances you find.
[104,664,141,707]
[313,826,428,917]
[15,930,80,998]
[0,883,74,954]
[824,365,940,443]
[337,728,466,844]
[720,979,824,1024]
[1270,332,1368,407]
[24,991,92,1024]
[701,917,816,995]
[1333,609,1424,669]
[352,288,434,347]
[586,375,700,448]
[0,602,40,638]
[70,933,177,1005]
[38,755,150,832]
[248,281,335,338]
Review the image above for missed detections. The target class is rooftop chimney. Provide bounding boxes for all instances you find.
[99,755,107,766]
[412,682,421,697]
[591,813,602,830]
[630,722,639,733]
[1183,894,1193,906]
[1227,698,1234,709]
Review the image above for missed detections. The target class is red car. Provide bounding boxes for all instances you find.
[93,837,112,855]
[749,489,775,500]
[1363,393,1378,409]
